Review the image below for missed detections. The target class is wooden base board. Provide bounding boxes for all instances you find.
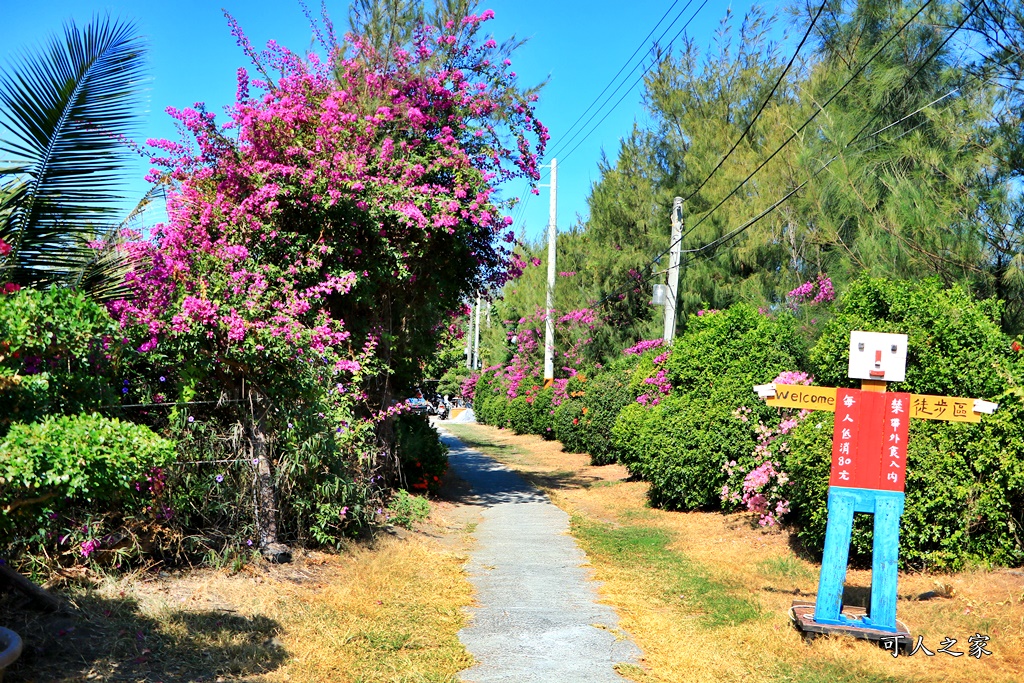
[790,600,911,649]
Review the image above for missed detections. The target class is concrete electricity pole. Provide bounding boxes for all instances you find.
[543,158,557,384]
[663,197,683,344]
[473,293,482,369]
[466,299,474,368]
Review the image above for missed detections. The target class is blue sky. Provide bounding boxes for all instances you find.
[2,0,784,243]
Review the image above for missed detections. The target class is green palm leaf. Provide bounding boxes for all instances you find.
[0,15,146,290]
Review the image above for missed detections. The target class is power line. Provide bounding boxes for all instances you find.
[682,0,828,204]
[553,0,712,166]
[544,0,702,163]
[550,0,685,157]
[845,0,985,146]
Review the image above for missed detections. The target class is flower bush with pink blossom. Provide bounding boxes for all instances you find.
[787,274,835,305]
[720,370,813,527]
[107,8,546,552]
[474,306,601,429]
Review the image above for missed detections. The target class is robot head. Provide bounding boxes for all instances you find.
[847,331,908,383]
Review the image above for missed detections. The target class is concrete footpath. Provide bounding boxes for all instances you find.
[438,428,640,683]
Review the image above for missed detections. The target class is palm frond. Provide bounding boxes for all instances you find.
[69,182,167,301]
[0,14,146,285]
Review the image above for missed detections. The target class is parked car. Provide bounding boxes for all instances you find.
[405,397,432,415]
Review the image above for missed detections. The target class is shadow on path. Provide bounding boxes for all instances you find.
[441,433,548,506]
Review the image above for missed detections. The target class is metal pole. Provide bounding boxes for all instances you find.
[663,197,683,344]
[544,158,557,382]
[473,293,482,369]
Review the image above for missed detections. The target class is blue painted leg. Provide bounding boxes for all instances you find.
[865,492,904,632]
[814,488,855,625]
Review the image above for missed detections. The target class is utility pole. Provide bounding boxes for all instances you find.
[663,197,683,344]
[473,293,482,370]
[543,158,557,384]
[466,299,474,369]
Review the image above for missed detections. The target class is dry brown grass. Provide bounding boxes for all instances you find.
[1,511,476,682]
[446,422,1024,683]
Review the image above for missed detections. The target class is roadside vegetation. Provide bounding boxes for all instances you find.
[1,506,475,683]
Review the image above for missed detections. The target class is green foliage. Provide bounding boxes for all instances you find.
[0,287,121,433]
[616,394,760,510]
[786,277,1024,569]
[437,364,471,400]
[663,305,808,401]
[395,413,448,495]
[0,413,174,562]
[554,370,635,465]
[530,386,555,438]
[581,371,635,465]
[553,375,588,453]
[552,400,587,453]
[614,306,808,510]
[386,489,430,529]
[505,396,533,435]
[478,382,555,440]
[0,412,173,505]
[811,276,1015,399]
[473,370,510,428]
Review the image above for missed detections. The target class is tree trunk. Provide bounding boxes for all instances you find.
[0,564,61,612]
[243,386,291,563]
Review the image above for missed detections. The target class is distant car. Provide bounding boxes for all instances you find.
[405,397,432,415]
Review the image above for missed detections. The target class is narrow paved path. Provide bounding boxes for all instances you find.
[438,428,640,683]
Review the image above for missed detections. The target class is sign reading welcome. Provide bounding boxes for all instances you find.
[765,383,980,423]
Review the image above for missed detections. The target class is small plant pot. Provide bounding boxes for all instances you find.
[0,627,23,682]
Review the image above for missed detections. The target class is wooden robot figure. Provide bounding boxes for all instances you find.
[754,331,998,637]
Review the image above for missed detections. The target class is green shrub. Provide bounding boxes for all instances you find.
[485,393,511,428]
[615,305,808,510]
[553,396,589,453]
[615,395,761,509]
[395,413,448,494]
[0,413,174,507]
[472,369,504,426]
[529,386,555,438]
[386,489,431,528]
[0,287,121,433]
[664,305,809,401]
[810,276,1015,398]
[580,370,636,465]
[506,396,534,434]
[438,365,472,401]
[786,276,1024,569]
[555,370,635,464]
[0,413,175,562]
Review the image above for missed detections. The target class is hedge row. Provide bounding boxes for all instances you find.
[475,276,1024,570]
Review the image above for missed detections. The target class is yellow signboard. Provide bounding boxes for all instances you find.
[909,393,980,423]
[765,384,838,412]
[763,384,981,423]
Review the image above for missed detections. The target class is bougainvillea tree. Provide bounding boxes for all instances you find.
[111,9,546,557]
[476,306,602,406]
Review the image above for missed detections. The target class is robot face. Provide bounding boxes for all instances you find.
[847,331,908,383]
